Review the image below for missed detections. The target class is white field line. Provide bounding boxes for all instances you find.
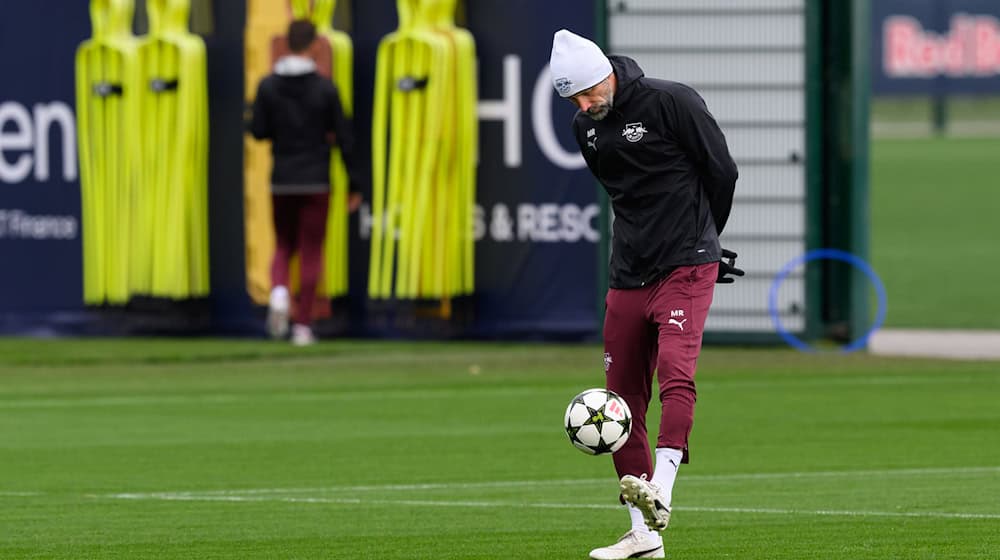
[83,465,1000,522]
[98,493,1000,521]
[10,466,999,503]
[95,465,1000,498]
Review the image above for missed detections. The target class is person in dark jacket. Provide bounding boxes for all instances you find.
[550,29,743,559]
[249,19,362,346]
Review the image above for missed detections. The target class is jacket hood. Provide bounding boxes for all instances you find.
[274,55,317,76]
[608,55,645,107]
[273,55,318,97]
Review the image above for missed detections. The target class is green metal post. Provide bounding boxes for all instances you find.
[931,95,948,135]
[818,0,871,345]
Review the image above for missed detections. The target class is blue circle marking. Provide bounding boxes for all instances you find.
[768,249,887,353]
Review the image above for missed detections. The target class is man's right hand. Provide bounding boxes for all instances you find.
[717,248,745,284]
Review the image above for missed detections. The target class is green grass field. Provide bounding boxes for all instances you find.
[871,95,1000,124]
[871,136,1000,329]
[2,338,999,559]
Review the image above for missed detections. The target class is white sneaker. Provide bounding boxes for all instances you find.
[620,474,671,531]
[267,286,290,339]
[291,324,316,346]
[589,529,664,559]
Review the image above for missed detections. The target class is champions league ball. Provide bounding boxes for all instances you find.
[564,388,632,455]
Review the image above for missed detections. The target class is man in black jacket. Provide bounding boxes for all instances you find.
[249,19,362,346]
[550,29,743,559]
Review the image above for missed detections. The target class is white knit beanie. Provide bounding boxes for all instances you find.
[549,29,612,97]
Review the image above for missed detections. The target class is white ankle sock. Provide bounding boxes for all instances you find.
[627,503,646,532]
[651,447,683,507]
[270,285,289,308]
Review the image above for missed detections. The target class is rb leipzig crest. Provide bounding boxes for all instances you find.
[621,122,647,142]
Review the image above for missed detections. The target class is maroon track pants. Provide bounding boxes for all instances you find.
[605,262,718,479]
[270,193,330,326]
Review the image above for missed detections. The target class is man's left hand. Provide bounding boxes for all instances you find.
[348,192,362,213]
[717,248,745,284]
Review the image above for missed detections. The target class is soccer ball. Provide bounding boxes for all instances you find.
[564,388,632,455]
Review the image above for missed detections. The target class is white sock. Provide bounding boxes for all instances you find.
[626,503,662,539]
[651,447,683,507]
[270,285,289,308]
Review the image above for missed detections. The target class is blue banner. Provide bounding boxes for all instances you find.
[872,0,1000,95]
[465,0,601,336]
[0,4,90,322]
[351,0,602,338]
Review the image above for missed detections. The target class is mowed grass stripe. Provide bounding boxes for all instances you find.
[69,464,1000,497]
[1,372,995,409]
[3,464,995,500]
[97,493,1000,520]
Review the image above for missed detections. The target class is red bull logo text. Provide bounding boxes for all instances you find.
[884,14,1000,78]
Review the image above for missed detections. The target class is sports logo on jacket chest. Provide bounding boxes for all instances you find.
[621,122,648,142]
[586,128,597,151]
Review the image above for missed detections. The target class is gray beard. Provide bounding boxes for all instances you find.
[587,105,611,120]
[586,90,614,121]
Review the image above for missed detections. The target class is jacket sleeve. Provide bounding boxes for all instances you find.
[248,79,272,140]
[666,84,738,235]
[328,84,366,194]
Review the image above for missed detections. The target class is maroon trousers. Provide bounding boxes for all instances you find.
[605,262,718,479]
[270,193,330,326]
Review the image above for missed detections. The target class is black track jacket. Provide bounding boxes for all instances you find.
[573,55,738,289]
[249,56,361,195]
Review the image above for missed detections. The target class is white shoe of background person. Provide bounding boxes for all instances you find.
[620,474,672,531]
[589,529,664,559]
[291,323,316,347]
[267,286,290,339]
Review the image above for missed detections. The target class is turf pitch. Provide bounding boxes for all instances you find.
[871,136,1000,329]
[2,338,998,559]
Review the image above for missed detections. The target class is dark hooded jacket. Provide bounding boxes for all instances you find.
[249,55,361,195]
[572,55,738,289]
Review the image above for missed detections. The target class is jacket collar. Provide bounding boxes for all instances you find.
[608,55,645,108]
